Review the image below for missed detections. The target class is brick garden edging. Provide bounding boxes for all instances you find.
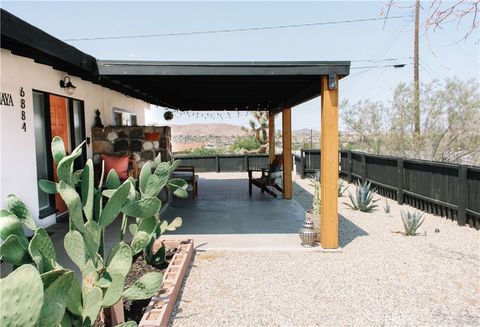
[139,239,194,327]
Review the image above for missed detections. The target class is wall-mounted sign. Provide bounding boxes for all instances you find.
[0,92,14,106]
[20,87,26,132]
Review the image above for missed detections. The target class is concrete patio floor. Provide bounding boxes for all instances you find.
[161,172,310,250]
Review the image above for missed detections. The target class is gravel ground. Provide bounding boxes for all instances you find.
[170,174,480,327]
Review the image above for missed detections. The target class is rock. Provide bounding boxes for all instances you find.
[92,140,113,154]
[133,152,141,162]
[130,128,144,139]
[143,141,154,151]
[118,131,128,139]
[131,140,143,152]
[141,150,155,161]
[113,139,129,152]
[153,141,160,150]
[92,128,105,140]
[107,132,118,142]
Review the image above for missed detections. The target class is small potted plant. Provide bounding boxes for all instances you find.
[305,172,321,241]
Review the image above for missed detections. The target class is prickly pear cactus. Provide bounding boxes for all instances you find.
[6,194,37,231]
[123,272,164,300]
[0,264,44,327]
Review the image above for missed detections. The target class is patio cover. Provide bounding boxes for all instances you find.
[97,60,351,112]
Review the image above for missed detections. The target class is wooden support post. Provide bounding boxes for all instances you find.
[320,75,339,249]
[397,158,404,205]
[269,111,275,164]
[457,165,468,226]
[282,107,292,199]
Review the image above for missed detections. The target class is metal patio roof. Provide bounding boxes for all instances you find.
[97,60,351,112]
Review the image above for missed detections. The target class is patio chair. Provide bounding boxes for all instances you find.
[248,155,283,198]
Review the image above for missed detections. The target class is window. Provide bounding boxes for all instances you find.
[69,99,87,169]
[33,91,54,216]
[113,108,137,127]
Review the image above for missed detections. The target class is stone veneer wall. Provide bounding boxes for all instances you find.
[91,126,172,168]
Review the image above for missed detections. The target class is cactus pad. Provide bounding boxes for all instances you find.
[51,136,66,164]
[37,271,75,326]
[64,231,87,269]
[123,272,164,300]
[122,197,161,219]
[28,228,57,273]
[0,264,44,327]
[58,181,86,233]
[0,209,28,247]
[6,194,37,231]
[98,181,131,228]
[105,169,121,189]
[138,161,152,195]
[38,179,58,195]
[82,286,103,325]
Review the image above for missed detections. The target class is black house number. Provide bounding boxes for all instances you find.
[20,87,26,132]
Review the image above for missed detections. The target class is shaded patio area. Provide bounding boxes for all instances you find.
[161,172,368,250]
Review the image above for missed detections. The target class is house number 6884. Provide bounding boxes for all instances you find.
[20,87,26,132]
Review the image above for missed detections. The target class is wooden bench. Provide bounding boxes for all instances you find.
[172,166,198,198]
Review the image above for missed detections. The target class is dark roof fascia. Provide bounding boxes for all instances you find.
[97,60,351,77]
[1,9,99,79]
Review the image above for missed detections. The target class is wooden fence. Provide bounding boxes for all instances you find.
[296,149,480,230]
[173,154,269,173]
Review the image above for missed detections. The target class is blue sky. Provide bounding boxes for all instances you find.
[2,1,478,130]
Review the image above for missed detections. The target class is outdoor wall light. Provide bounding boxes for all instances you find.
[60,76,76,95]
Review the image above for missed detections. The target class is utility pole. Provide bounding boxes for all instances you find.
[310,129,313,149]
[413,0,420,136]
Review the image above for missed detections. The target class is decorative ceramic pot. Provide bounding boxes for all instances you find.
[305,211,320,242]
[298,217,318,247]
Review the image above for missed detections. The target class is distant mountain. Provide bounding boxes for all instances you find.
[293,128,320,137]
[171,123,319,137]
[171,123,247,137]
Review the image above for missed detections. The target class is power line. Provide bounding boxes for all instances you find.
[64,15,411,42]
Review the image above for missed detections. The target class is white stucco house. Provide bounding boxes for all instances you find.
[0,9,151,228]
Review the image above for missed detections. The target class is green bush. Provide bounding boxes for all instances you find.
[187,147,223,156]
[231,135,261,151]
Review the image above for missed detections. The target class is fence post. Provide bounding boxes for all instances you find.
[245,154,249,171]
[300,150,305,178]
[397,158,404,205]
[216,155,220,173]
[347,150,352,183]
[457,165,468,226]
[361,153,367,182]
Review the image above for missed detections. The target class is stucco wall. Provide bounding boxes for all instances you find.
[0,49,149,229]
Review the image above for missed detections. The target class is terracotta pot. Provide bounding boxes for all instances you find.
[305,211,320,242]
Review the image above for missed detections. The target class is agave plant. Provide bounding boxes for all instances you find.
[308,172,321,214]
[345,180,378,212]
[338,180,349,197]
[0,136,168,326]
[401,210,425,236]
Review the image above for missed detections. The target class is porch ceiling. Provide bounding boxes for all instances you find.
[97,60,351,112]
